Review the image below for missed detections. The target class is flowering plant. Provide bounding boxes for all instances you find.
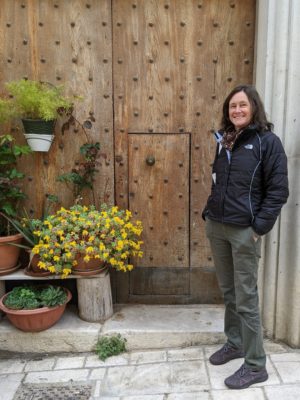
[32,204,143,278]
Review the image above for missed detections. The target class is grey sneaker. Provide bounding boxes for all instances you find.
[225,363,268,389]
[209,343,244,365]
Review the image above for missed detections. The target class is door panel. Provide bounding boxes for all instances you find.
[128,133,190,267]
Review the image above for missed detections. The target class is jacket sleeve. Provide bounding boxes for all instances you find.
[252,134,289,235]
[202,143,219,221]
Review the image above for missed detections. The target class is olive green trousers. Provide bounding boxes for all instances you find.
[205,218,266,370]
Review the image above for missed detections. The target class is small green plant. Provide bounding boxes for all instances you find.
[2,79,73,121]
[4,285,67,310]
[95,334,127,361]
[0,134,32,236]
[39,286,68,307]
[2,195,59,249]
[57,142,100,200]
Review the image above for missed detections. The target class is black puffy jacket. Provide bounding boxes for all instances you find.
[202,125,289,235]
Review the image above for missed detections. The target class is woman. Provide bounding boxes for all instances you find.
[202,85,289,389]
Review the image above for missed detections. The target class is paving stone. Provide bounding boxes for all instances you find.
[265,384,300,400]
[0,359,25,373]
[167,346,204,362]
[211,387,265,400]
[166,392,210,399]
[54,356,85,370]
[24,368,89,383]
[101,360,208,397]
[85,353,129,368]
[24,358,56,372]
[89,367,106,380]
[0,373,23,400]
[271,361,300,383]
[122,396,164,400]
[169,360,209,392]
[270,352,300,362]
[207,357,280,390]
[130,350,167,365]
[91,397,120,400]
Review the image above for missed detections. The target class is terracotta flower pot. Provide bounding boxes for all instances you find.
[72,255,107,276]
[0,233,23,273]
[24,252,54,277]
[0,288,72,332]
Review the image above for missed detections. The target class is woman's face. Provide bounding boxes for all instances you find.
[228,91,252,130]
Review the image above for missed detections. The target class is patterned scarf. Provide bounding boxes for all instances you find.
[221,129,243,151]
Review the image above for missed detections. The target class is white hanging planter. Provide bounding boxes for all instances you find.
[24,133,54,152]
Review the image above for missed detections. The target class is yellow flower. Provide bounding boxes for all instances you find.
[111,206,118,215]
[86,246,94,254]
[127,264,134,271]
[116,240,124,251]
[37,261,46,269]
[82,230,89,236]
[53,255,60,262]
[65,252,72,259]
[126,210,132,219]
[84,255,90,262]
[33,230,41,236]
[99,243,106,251]
[88,235,95,242]
[32,246,39,254]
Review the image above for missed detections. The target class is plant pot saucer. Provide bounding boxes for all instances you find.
[24,266,55,277]
[72,264,108,276]
[0,263,21,276]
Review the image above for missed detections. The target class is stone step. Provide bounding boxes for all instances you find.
[0,304,225,353]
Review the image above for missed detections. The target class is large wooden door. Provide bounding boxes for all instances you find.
[113,0,256,303]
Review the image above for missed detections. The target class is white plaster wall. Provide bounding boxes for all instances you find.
[255,0,300,347]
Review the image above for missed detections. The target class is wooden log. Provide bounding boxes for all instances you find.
[77,271,113,322]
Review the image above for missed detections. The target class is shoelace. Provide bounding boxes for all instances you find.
[223,343,230,353]
[239,364,247,377]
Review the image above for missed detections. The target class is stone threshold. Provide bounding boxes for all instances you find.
[0,304,225,353]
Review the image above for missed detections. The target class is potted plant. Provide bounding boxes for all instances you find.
[0,79,75,152]
[0,284,72,332]
[3,195,59,276]
[0,134,32,273]
[31,204,143,278]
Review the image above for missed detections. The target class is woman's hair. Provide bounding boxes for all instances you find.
[221,84,273,132]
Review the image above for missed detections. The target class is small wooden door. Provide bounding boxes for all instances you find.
[128,133,190,268]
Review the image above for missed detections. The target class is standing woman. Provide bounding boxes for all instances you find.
[202,85,289,389]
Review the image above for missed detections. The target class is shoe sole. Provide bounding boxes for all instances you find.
[209,352,245,365]
[225,373,269,389]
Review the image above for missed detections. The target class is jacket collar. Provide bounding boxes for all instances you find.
[233,124,259,148]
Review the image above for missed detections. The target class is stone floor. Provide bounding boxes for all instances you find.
[1,340,300,399]
[0,304,300,399]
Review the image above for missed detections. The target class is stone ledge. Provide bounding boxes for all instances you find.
[0,304,225,353]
